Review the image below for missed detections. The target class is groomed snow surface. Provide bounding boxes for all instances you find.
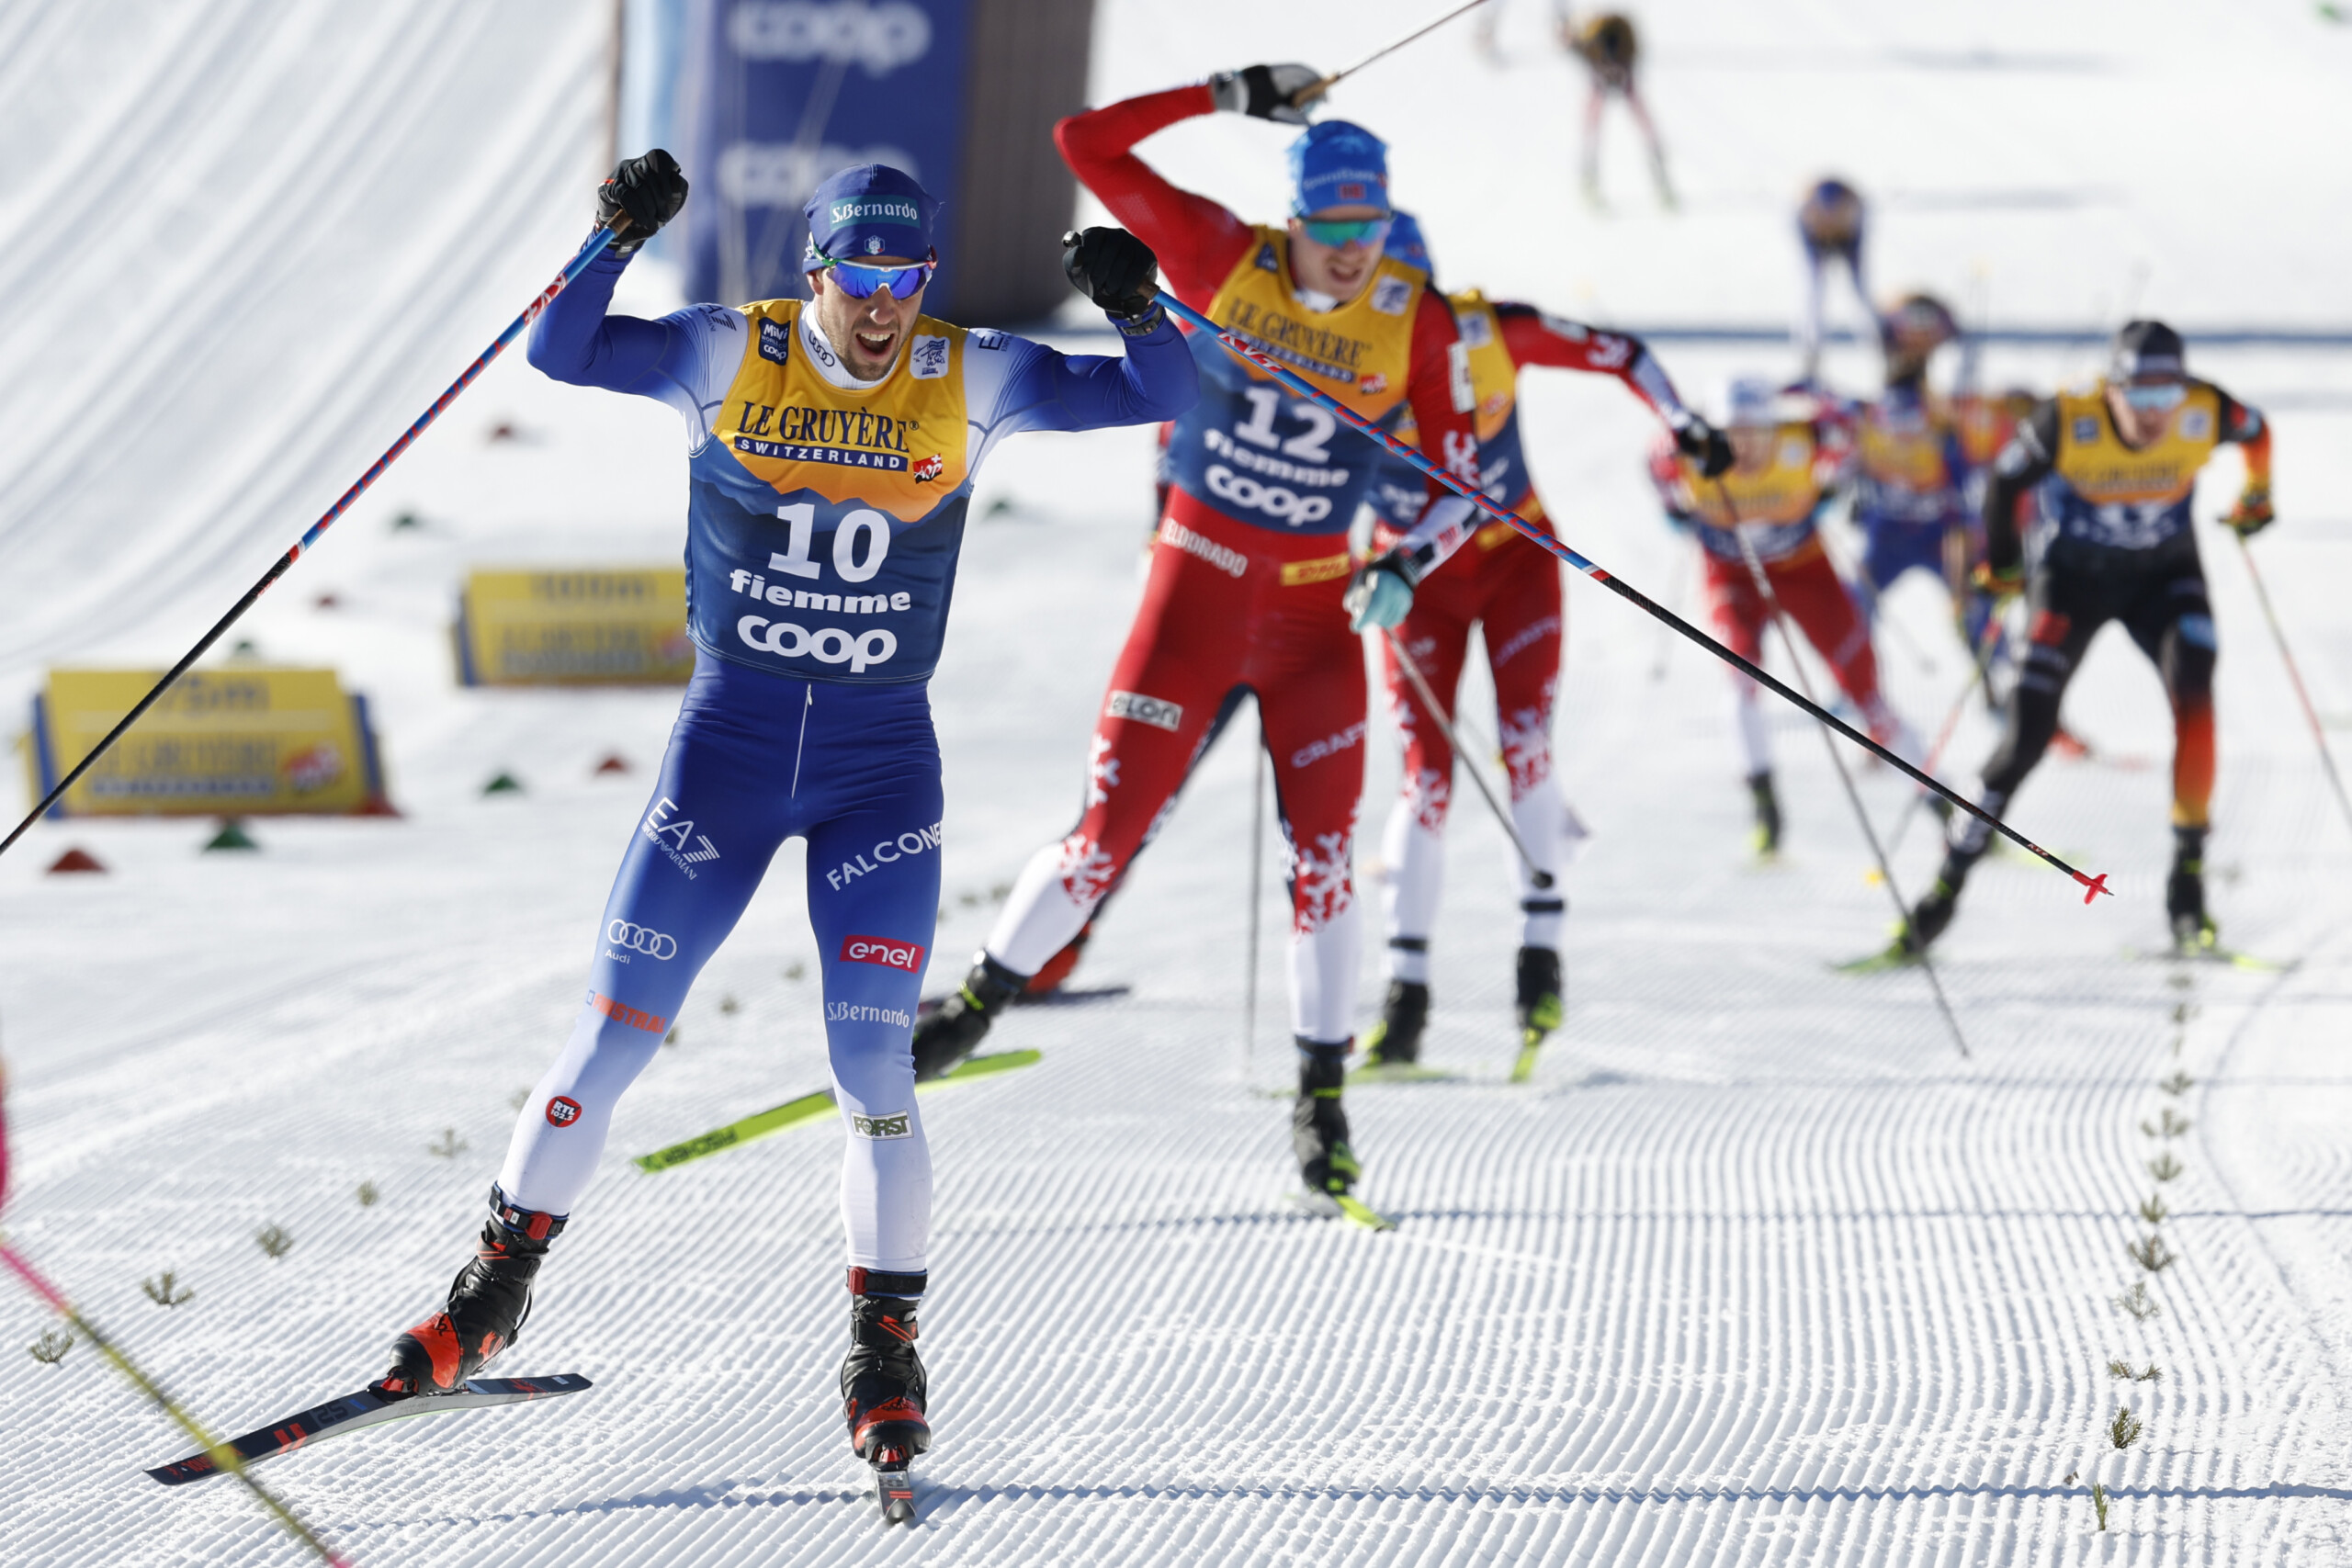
[5,2,2352,1563]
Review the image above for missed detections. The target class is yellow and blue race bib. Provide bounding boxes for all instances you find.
[1165,227,1428,536]
[2039,381,2222,552]
[686,299,973,682]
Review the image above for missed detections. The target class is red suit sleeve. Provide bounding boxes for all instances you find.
[1495,303,1690,425]
[1054,86,1256,309]
[1405,288,1476,500]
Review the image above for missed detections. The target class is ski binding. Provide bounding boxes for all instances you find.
[870,1445,917,1524]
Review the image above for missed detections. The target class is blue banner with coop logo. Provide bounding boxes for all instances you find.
[682,0,970,314]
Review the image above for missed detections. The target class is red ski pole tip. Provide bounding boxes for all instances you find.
[2079,872,2112,904]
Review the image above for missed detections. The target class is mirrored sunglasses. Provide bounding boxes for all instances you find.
[1297,216,1393,250]
[2119,379,2188,412]
[813,253,937,299]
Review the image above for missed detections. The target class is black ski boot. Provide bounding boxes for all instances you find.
[1515,947,1564,1042]
[379,1185,561,1398]
[2167,826,2215,953]
[1893,870,1965,957]
[1747,770,1781,857]
[1292,1041,1361,1196]
[1364,979,1430,1067]
[841,1269,930,1463]
[910,954,1026,1082]
[1510,946,1564,1081]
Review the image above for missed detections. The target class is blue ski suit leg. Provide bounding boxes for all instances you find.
[496,656,943,1272]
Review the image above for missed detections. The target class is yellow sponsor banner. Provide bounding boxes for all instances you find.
[28,667,387,818]
[1279,551,1354,588]
[456,567,694,685]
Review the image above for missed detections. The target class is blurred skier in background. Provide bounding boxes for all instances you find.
[1562,10,1675,209]
[1846,293,1981,649]
[1358,213,1729,1069]
[1951,381,2044,713]
[913,67,1483,1213]
[1796,176,1868,383]
[1651,378,1914,855]
[371,153,1194,1481]
[1889,321,2273,959]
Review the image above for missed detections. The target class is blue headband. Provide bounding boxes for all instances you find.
[1286,120,1391,218]
[804,164,941,263]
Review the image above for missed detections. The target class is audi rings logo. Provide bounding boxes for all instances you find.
[1205,465,1332,526]
[738,615,899,672]
[606,919,678,960]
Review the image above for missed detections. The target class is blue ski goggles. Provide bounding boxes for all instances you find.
[808,251,937,299]
[2117,378,2188,412]
[1295,215,1393,250]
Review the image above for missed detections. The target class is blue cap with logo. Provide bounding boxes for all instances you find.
[1383,210,1433,284]
[803,164,941,264]
[1287,120,1391,217]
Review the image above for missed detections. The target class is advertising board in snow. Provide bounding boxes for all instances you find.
[455,568,695,686]
[25,667,390,818]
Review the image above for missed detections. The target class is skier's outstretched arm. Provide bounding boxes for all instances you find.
[1981,400,2061,573]
[970,313,1197,437]
[526,248,733,407]
[1055,83,1263,306]
[969,227,1198,443]
[1495,304,1692,426]
[2214,388,2272,478]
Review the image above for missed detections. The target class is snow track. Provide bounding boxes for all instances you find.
[4,1,2352,1562]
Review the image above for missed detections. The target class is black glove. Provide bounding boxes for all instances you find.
[597,150,688,256]
[1208,63,1323,124]
[1062,227,1162,331]
[1676,416,1735,479]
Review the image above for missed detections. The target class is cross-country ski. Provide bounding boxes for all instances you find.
[4,2,2349,1563]
[145,1375,593,1487]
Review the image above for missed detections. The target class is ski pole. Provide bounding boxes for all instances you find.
[1883,604,2007,859]
[2232,528,2352,840]
[0,1077,352,1565]
[1724,517,1970,1059]
[1290,0,1495,107]
[1244,705,1267,1072]
[1649,542,1688,682]
[1380,628,1555,889]
[0,217,630,861]
[1147,286,2111,905]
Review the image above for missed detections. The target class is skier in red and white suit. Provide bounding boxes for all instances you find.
[1358,216,1727,1069]
[911,65,1482,1203]
[1651,378,1917,854]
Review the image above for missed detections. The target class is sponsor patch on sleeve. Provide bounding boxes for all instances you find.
[1372,276,1413,316]
[850,1111,913,1139]
[910,336,950,379]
